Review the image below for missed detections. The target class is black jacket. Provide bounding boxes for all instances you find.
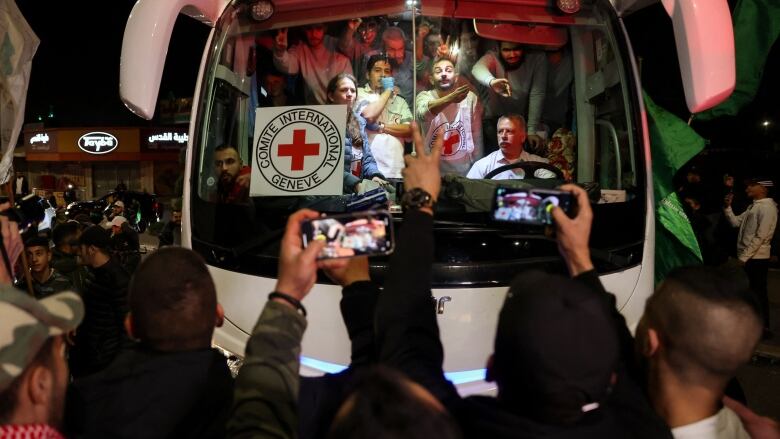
[51,248,87,293]
[298,280,381,439]
[69,257,131,378]
[376,210,672,439]
[67,346,234,439]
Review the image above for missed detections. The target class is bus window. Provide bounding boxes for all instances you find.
[190,0,645,283]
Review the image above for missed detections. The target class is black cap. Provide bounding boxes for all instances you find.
[492,270,619,424]
[78,225,112,249]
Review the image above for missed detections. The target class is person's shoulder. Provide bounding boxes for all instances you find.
[526,152,549,163]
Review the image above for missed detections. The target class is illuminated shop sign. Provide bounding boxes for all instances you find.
[29,133,49,145]
[148,132,188,144]
[78,132,118,154]
[142,129,188,151]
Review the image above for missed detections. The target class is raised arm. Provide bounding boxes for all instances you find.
[375,123,459,406]
[272,29,300,75]
[228,210,338,439]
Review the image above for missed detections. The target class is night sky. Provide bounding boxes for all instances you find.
[15,0,780,176]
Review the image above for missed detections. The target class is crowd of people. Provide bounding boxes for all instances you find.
[678,166,778,341]
[222,16,578,204]
[0,124,778,438]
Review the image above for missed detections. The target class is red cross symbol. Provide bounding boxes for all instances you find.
[442,130,461,156]
[278,129,320,171]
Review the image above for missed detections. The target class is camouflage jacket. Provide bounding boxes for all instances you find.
[228,300,306,439]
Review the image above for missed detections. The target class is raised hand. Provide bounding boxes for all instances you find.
[449,85,470,104]
[322,256,370,287]
[402,121,443,207]
[550,184,594,277]
[274,209,326,301]
[347,18,362,32]
[489,78,511,97]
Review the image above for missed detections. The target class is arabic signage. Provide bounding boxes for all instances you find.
[141,129,189,151]
[78,132,119,155]
[24,131,57,152]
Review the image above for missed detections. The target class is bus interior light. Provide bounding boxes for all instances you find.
[556,0,581,14]
[250,0,274,21]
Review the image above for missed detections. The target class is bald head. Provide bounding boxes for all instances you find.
[641,266,762,386]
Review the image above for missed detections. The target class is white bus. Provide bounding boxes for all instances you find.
[120,0,734,394]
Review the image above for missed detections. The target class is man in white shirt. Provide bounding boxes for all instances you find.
[724,178,778,339]
[415,58,483,176]
[357,55,413,179]
[636,266,763,439]
[273,24,353,105]
[467,114,556,180]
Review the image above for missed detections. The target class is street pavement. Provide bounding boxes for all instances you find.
[737,269,780,419]
[136,229,780,418]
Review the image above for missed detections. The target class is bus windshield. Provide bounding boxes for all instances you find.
[190,0,646,286]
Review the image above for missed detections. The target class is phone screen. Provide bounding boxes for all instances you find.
[493,187,574,225]
[302,210,394,259]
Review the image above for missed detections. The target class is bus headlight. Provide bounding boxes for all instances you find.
[250,0,274,21]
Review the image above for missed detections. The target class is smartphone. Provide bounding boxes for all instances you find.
[301,210,394,259]
[492,187,575,226]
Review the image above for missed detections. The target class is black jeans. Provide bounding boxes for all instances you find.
[744,258,770,328]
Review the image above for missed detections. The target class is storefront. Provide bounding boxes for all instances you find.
[22,127,186,204]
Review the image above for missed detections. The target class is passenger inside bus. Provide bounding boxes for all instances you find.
[326,73,390,194]
[209,11,645,210]
[357,54,413,179]
[416,57,483,176]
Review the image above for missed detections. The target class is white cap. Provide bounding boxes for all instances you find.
[107,215,128,228]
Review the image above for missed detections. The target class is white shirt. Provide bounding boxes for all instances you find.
[415,89,483,176]
[672,407,750,439]
[357,84,413,179]
[724,197,778,262]
[466,149,555,180]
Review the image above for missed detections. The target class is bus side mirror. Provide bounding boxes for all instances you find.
[120,0,223,120]
[662,0,735,113]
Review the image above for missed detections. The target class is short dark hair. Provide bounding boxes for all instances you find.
[328,366,461,439]
[0,337,56,423]
[52,222,80,247]
[214,144,239,154]
[24,236,50,250]
[128,247,217,351]
[365,54,392,75]
[645,266,762,386]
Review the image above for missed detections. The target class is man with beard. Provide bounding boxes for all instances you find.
[472,41,547,151]
[378,27,415,107]
[214,144,250,204]
[273,23,353,105]
[338,17,384,81]
[158,207,182,247]
[415,58,483,176]
[467,115,555,180]
[0,289,83,438]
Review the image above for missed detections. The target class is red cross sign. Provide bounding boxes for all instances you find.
[278,129,320,171]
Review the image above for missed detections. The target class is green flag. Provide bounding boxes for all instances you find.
[645,92,703,283]
[696,0,780,121]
